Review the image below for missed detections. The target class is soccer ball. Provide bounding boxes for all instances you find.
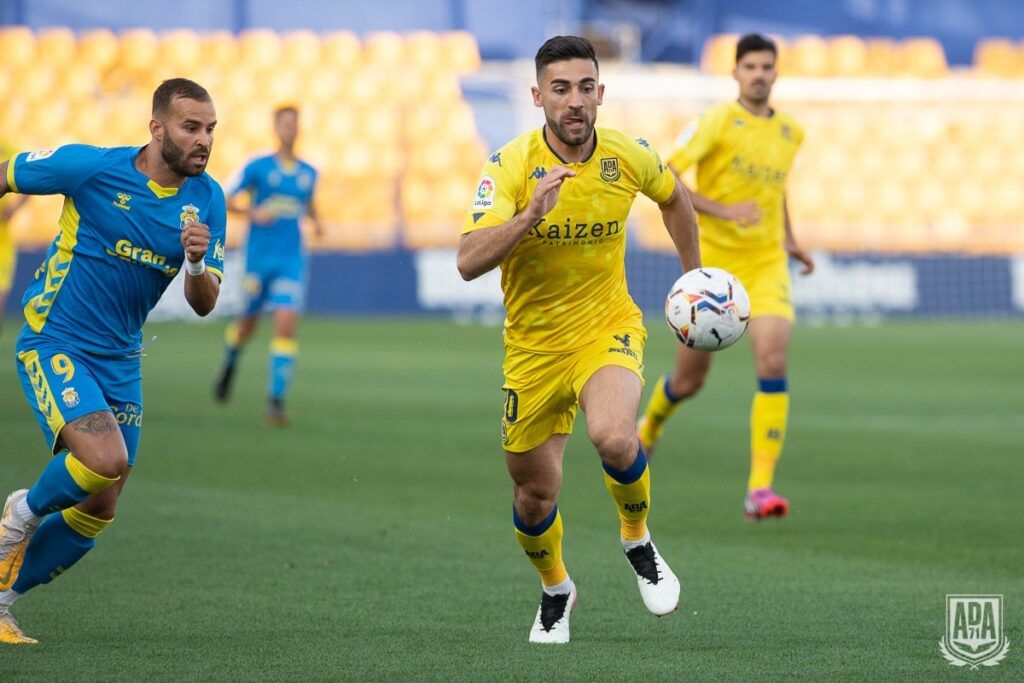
[664,267,750,351]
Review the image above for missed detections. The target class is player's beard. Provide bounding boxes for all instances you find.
[547,110,594,148]
[161,135,209,177]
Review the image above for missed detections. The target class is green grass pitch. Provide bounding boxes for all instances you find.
[0,317,1020,680]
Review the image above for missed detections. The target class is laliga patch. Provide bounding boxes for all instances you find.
[473,176,496,210]
[27,149,56,162]
[61,387,80,408]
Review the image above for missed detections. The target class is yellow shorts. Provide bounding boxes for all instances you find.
[701,242,793,322]
[501,325,646,453]
[0,228,15,292]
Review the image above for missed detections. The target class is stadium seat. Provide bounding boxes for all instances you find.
[441,31,481,74]
[36,27,77,67]
[790,35,829,77]
[0,26,35,69]
[404,31,443,72]
[828,35,868,77]
[282,30,321,70]
[321,31,361,69]
[364,31,404,70]
[864,38,898,76]
[77,29,119,72]
[901,37,948,77]
[119,28,160,74]
[160,29,203,72]
[238,29,282,70]
[973,38,1018,77]
[201,31,239,66]
[700,34,738,76]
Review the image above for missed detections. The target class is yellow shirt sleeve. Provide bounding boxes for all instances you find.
[666,107,724,174]
[630,137,676,204]
[461,147,524,234]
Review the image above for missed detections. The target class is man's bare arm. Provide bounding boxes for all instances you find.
[658,177,702,272]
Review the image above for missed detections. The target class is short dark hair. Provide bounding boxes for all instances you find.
[274,105,299,120]
[535,36,598,77]
[736,33,777,64]
[152,78,211,117]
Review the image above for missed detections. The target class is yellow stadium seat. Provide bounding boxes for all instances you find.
[828,35,867,76]
[119,28,160,73]
[700,34,737,76]
[12,65,57,104]
[790,35,829,77]
[864,38,898,76]
[364,31,404,69]
[973,38,1018,77]
[77,29,119,72]
[160,29,202,72]
[321,31,361,69]
[0,26,35,69]
[901,38,948,77]
[238,28,281,70]
[54,63,99,105]
[201,31,238,65]
[282,30,321,70]
[36,27,77,67]
[441,31,480,74]
[405,31,443,71]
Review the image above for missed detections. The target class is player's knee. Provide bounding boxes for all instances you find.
[756,351,787,379]
[91,448,129,480]
[514,484,559,524]
[590,427,637,468]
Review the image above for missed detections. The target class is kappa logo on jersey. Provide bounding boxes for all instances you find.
[112,192,131,211]
[474,176,496,210]
[179,203,200,230]
[61,386,79,408]
[781,124,793,141]
[26,149,56,162]
[600,157,621,183]
[529,166,547,180]
[489,151,502,167]
[213,238,225,262]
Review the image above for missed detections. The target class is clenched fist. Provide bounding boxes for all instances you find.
[181,221,210,264]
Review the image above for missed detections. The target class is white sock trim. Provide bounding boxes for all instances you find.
[14,496,40,527]
[541,577,574,596]
[621,531,652,551]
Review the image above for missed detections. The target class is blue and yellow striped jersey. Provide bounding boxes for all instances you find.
[225,154,316,267]
[7,144,227,356]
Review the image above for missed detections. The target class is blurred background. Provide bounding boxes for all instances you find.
[2,0,1024,321]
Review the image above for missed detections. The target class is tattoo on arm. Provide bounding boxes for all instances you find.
[71,411,118,435]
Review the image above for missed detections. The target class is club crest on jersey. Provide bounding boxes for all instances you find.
[61,387,80,408]
[600,157,621,183]
[26,149,56,162]
[474,176,496,210]
[179,204,200,229]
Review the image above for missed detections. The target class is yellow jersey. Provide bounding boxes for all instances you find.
[462,126,676,353]
[668,101,803,252]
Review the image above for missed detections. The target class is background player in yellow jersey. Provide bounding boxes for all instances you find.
[458,36,700,644]
[0,140,28,338]
[639,34,815,521]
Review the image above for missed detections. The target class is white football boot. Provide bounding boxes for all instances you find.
[528,582,577,644]
[623,536,679,616]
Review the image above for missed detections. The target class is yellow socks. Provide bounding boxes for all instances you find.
[602,448,651,542]
[749,378,789,491]
[513,506,567,587]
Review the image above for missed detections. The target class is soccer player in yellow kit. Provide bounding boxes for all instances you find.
[0,139,28,338]
[458,36,700,644]
[639,34,815,520]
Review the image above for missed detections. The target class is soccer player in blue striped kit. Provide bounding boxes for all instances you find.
[0,79,226,644]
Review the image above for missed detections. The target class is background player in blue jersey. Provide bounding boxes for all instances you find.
[0,79,226,644]
[213,105,321,427]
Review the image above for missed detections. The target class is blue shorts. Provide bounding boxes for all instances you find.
[242,259,307,316]
[15,330,143,466]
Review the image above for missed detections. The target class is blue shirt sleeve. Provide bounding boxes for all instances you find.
[223,158,259,198]
[205,182,228,281]
[8,144,108,196]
